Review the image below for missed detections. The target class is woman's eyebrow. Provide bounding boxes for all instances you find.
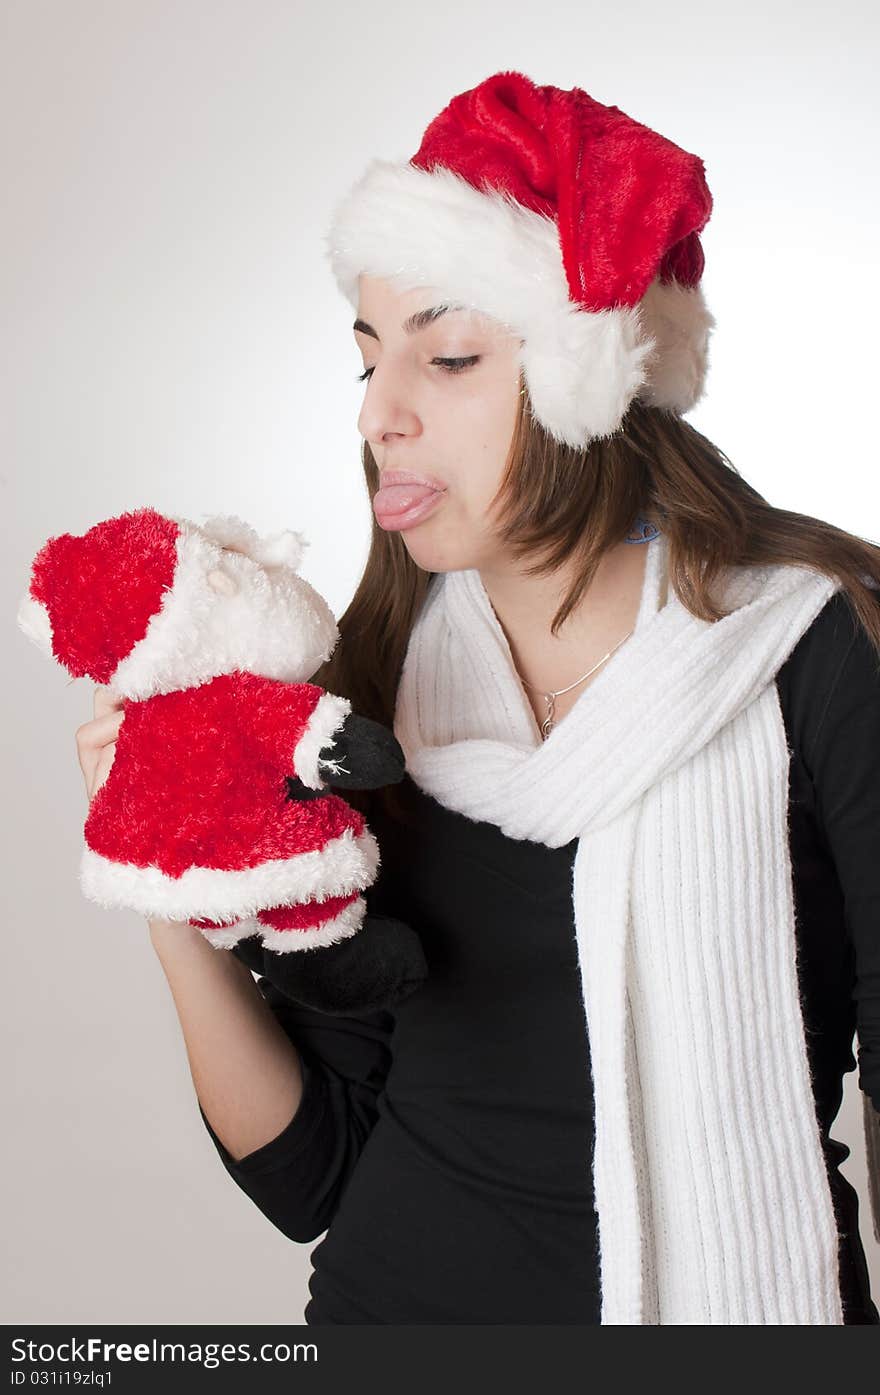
[353,303,467,341]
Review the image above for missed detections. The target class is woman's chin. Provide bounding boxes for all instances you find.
[377,502,483,573]
[402,543,446,572]
[399,530,475,575]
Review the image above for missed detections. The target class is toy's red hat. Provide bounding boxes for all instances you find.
[19,507,180,684]
[325,69,715,448]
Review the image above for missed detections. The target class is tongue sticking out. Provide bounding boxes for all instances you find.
[373,482,443,519]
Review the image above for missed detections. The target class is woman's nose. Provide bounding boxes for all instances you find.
[358,380,422,448]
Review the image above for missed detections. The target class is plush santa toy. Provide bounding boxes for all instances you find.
[17,505,426,1015]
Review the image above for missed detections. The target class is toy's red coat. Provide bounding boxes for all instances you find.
[85,670,363,878]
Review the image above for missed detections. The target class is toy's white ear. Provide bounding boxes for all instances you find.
[198,513,261,556]
[254,530,308,571]
[197,514,308,572]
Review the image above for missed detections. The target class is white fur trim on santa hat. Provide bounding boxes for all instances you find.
[325,158,715,446]
[79,822,380,922]
[197,895,367,952]
[16,593,54,658]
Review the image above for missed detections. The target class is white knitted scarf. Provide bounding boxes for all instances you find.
[393,531,846,1324]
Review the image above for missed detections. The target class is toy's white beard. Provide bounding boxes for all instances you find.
[16,593,54,659]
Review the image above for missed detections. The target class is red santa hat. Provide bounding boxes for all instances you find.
[324,69,715,448]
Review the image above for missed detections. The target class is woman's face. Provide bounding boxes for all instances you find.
[354,273,524,573]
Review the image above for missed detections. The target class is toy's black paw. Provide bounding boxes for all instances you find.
[316,713,406,790]
[254,914,427,1016]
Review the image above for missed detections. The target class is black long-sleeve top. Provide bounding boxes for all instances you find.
[199,589,880,1324]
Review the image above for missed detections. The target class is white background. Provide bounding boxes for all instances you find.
[4,0,878,1323]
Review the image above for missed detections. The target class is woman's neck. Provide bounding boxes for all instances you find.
[478,541,650,726]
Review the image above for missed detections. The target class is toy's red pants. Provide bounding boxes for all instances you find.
[188,889,363,943]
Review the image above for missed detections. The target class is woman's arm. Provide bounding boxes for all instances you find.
[200,950,396,1244]
[149,917,306,1161]
[152,917,396,1245]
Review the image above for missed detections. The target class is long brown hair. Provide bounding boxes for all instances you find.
[312,378,880,825]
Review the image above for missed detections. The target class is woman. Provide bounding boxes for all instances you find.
[79,71,880,1323]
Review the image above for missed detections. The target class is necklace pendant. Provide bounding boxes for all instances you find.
[541,692,555,740]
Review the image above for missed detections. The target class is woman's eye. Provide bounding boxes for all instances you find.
[355,356,480,383]
[432,356,480,374]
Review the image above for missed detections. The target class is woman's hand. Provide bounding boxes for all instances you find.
[75,684,125,805]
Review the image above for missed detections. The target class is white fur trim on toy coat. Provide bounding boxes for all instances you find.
[324,158,715,448]
[294,690,352,789]
[79,823,380,921]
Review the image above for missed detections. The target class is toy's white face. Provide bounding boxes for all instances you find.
[206,564,238,595]
[354,273,524,575]
[207,539,255,596]
[199,542,337,683]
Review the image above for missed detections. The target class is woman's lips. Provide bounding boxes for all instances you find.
[373,476,448,531]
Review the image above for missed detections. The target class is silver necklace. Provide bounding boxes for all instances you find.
[516,629,634,739]
[505,515,653,739]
